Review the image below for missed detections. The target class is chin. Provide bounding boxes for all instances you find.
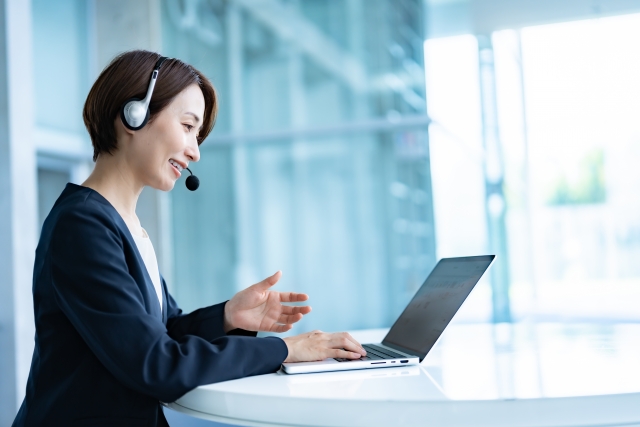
[162,181,176,192]
[150,179,176,192]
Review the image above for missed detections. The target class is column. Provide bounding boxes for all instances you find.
[0,0,38,423]
[477,34,512,323]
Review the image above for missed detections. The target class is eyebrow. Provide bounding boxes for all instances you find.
[185,112,202,129]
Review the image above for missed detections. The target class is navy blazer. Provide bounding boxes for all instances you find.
[13,183,288,427]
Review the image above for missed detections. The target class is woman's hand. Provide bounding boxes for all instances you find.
[282,331,367,363]
[224,271,311,333]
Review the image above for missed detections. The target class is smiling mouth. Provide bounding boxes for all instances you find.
[169,159,184,173]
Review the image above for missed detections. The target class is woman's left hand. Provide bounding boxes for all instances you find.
[224,271,311,333]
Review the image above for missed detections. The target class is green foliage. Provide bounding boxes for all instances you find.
[547,149,607,206]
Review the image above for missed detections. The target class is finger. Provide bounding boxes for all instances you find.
[255,271,282,290]
[280,305,312,315]
[277,313,303,325]
[278,292,309,302]
[340,332,366,354]
[331,349,363,360]
[331,334,366,356]
[270,323,293,333]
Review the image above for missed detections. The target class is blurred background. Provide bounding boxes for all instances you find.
[2,0,640,425]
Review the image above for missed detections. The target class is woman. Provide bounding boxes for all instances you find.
[12,50,366,427]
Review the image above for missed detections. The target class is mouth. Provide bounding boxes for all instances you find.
[169,159,186,177]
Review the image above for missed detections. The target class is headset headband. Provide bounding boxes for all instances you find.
[154,56,168,71]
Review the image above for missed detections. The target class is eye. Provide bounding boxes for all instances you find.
[183,124,194,131]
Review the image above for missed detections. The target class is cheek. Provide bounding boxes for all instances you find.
[132,137,168,174]
[163,123,187,150]
[149,124,183,156]
[137,150,160,172]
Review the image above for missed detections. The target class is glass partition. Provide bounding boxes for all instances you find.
[425,12,640,323]
[32,0,90,134]
[162,0,433,334]
[170,127,435,332]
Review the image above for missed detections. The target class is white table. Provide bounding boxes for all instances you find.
[165,323,640,427]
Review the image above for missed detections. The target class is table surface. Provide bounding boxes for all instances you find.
[166,323,640,427]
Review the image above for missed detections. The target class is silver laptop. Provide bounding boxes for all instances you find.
[282,255,495,374]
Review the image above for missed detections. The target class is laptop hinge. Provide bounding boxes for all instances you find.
[378,343,422,359]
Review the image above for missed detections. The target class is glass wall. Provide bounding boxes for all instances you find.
[28,0,640,332]
[425,12,640,323]
[32,0,93,231]
[424,34,493,323]
[32,0,90,134]
[162,0,436,332]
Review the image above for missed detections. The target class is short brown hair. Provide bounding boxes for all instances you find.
[83,50,217,161]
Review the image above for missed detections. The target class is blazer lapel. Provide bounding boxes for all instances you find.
[81,187,164,321]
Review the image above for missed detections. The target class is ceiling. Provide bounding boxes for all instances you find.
[425,0,640,38]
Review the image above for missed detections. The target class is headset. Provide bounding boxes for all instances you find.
[120,56,200,191]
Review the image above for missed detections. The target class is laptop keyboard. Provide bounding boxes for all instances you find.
[334,344,407,362]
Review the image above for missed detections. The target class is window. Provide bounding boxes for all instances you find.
[425,13,640,323]
[162,0,435,331]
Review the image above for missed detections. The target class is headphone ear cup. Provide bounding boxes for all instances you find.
[120,98,151,131]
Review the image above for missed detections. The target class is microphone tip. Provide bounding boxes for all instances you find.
[185,174,200,191]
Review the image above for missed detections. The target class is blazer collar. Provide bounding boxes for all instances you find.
[63,184,165,320]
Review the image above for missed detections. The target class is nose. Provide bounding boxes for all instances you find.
[185,137,200,163]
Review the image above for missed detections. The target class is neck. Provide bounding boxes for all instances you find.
[82,153,143,224]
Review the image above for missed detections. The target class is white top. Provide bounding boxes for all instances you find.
[130,228,163,313]
[166,324,640,427]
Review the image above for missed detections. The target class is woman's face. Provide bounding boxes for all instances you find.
[126,83,205,192]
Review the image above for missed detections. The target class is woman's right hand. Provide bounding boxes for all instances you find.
[282,330,367,363]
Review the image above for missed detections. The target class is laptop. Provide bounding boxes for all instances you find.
[282,255,494,374]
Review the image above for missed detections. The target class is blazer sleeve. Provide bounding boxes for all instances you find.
[49,203,287,403]
[163,283,257,341]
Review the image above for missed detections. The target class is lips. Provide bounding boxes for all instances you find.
[169,159,185,172]
[168,160,184,178]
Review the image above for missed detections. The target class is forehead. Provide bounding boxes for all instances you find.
[169,84,205,117]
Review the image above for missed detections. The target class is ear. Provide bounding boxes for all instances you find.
[114,115,137,137]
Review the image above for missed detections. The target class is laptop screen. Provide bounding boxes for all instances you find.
[382,256,494,358]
